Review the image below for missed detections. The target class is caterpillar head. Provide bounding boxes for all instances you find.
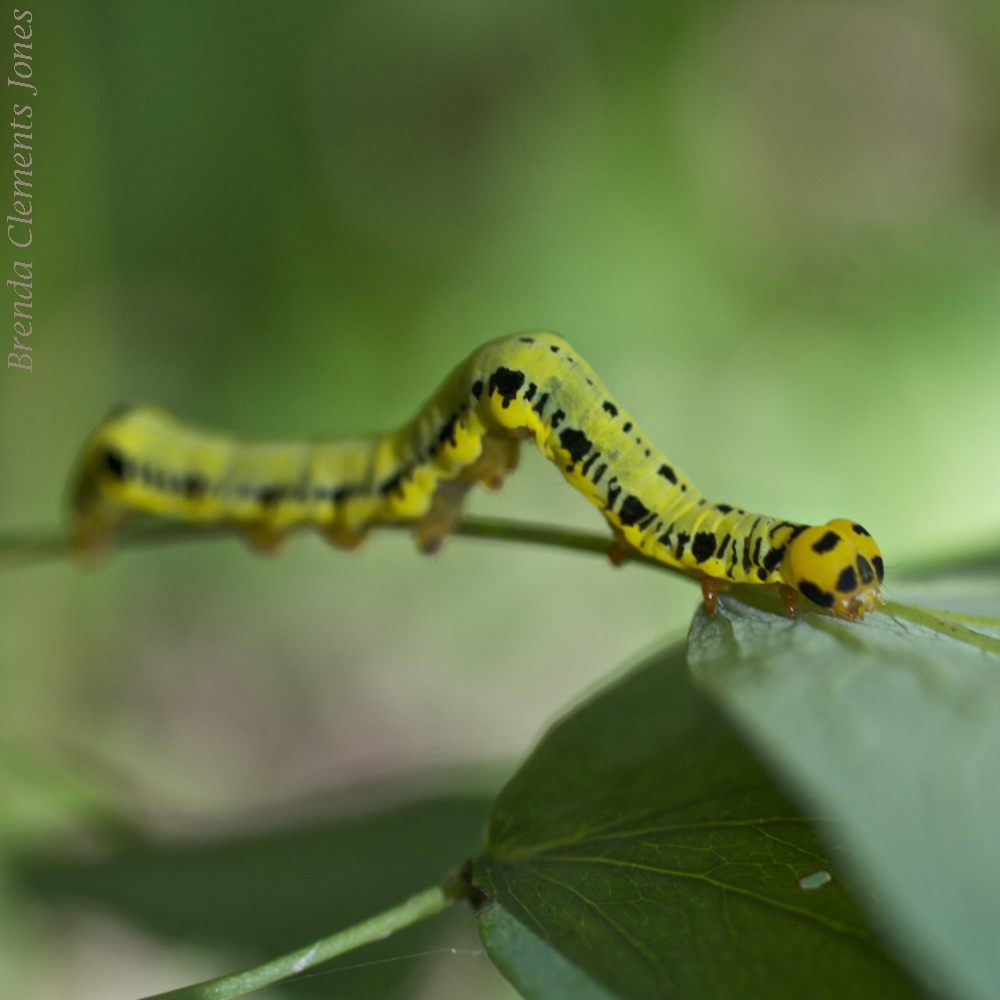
[782,518,884,620]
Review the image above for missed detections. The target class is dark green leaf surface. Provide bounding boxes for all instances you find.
[688,578,1000,1000]
[473,645,921,1000]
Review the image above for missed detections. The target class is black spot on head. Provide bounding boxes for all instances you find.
[618,495,651,527]
[102,449,128,480]
[716,504,733,514]
[471,379,484,399]
[692,532,716,563]
[602,401,618,417]
[856,556,874,586]
[524,382,537,402]
[550,344,560,353]
[872,555,885,582]
[851,523,871,537]
[812,531,841,554]
[518,336,535,343]
[550,408,566,429]
[836,566,859,593]
[657,464,677,484]
[757,568,768,581]
[798,580,835,609]
[622,422,633,433]
[489,367,525,408]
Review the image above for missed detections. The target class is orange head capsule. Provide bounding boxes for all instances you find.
[782,518,885,619]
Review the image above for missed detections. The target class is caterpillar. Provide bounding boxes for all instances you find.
[70,333,885,619]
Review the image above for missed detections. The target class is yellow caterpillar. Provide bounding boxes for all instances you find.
[71,333,885,619]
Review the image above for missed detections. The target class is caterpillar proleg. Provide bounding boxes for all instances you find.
[71,333,885,619]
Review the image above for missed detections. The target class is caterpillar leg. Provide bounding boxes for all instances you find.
[607,539,629,567]
[241,525,288,554]
[71,519,120,566]
[778,584,799,618]
[71,468,137,558]
[71,497,148,565]
[413,479,474,554]
[700,575,730,614]
[470,434,522,492]
[412,434,524,554]
[322,524,370,551]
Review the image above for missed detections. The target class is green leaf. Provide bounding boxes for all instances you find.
[480,904,619,1000]
[473,644,921,1000]
[688,576,1000,1000]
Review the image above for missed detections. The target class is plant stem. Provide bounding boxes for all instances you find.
[0,517,667,572]
[139,876,467,1000]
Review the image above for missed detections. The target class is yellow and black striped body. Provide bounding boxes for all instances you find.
[72,333,885,618]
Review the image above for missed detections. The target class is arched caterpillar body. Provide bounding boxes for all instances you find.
[71,333,885,619]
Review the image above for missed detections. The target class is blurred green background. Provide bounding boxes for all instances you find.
[1,2,999,998]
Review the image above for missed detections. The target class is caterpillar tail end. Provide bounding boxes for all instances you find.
[69,478,133,567]
[70,516,114,568]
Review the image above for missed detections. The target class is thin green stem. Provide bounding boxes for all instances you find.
[0,522,218,568]
[140,876,467,1000]
[0,517,667,573]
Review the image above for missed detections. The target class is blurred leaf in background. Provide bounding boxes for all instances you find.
[14,789,498,999]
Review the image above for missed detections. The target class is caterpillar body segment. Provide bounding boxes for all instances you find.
[71,332,885,619]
